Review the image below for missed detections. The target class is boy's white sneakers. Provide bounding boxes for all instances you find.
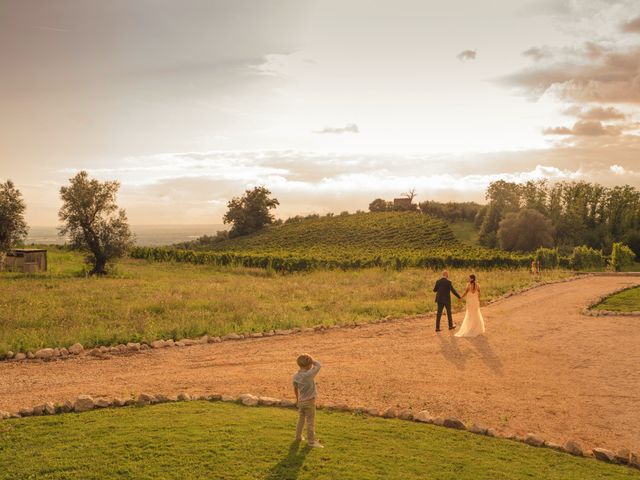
[309,441,324,448]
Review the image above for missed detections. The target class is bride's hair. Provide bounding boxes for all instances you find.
[469,274,477,292]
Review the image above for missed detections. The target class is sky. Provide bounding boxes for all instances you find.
[1,0,639,225]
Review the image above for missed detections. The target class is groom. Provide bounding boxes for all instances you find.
[433,270,461,332]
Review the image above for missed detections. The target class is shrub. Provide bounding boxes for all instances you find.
[570,246,606,271]
[534,247,559,269]
[610,242,635,271]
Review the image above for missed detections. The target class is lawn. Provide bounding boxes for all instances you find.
[0,247,572,355]
[0,402,637,480]
[594,286,640,312]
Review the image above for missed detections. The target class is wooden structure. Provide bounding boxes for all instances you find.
[393,198,413,209]
[2,249,48,273]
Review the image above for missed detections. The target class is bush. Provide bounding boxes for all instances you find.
[570,246,606,271]
[534,247,559,269]
[610,242,635,271]
[497,209,555,252]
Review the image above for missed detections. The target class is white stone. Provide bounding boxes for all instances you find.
[14,352,26,361]
[68,343,84,355]
[35,348,56,360]
[73,395,95,412]
[239,393,259,406]
[258,396,280,406]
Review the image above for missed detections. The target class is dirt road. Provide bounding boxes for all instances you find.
[1,275,639,452]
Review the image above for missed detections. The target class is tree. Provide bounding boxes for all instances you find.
[223,186,279,237]
[497,209,555,252]
[402,188,417,203]
[368,198,390,212]
[59,171,134,275]
[0,180,28,259]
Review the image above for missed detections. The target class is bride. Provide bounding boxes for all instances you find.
[455,274,485,338]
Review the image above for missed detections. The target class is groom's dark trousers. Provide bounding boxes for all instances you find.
[435,302,454,331]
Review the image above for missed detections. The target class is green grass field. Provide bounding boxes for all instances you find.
[594,287,640,312]
[0,402,637,480]
[448,220,480,245]
[0,248,572,355]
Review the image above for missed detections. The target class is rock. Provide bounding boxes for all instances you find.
[413,410,433,423]
[177,393,191,402]
[175,341,186,347]
[398,409,413,420]
[35,348,56,360]
[126,342,141,351]
[140,344,150,350]
[221,395,235,402]
[19,407,33,417]
[485,428,497,437]
[383,407,398,418]
[222,333,242,341]
[87,349,102,357]
[524,433,545,447]
[592,448,617,463]
[99,346,109,354]
[137,393,155,405]
[117,344,127,352]
[278,399,296,408]
[5,351,14,359]
[275,329,293,336]
[263,330,276,337]
[239,393,259,406]
[208,336,221,343]
[68,343,84,355]
[53,348,60,357]
[444,418,466,430]
[113,398,127,407]
[0,410,10,419]
[468,423,488,435]
[124,398,137,406]
[14,353,26,361]
[250,333,263,338]
[94,398,111,408]
[154,394,169,403]
[615,449,630,465]
[197,335,209,344]
[208,394,222,401]
[366,408,380,416]
[563,440,584,457]
[164,339,175,347]
[195,395,208,401]
[74,395,95,412]
[151,340,166,349]
[60,400,74,413]
[301,328,314,333]
[26,352,35,359]
[258,397,280,406]
[110,347,119,353]
[629,452,640,469]
[183,339,198,346]
[44,402,56,415]
[334,404,350,412]
[60,348,69,356]
[546,442,563,451]
[32,404,45,416]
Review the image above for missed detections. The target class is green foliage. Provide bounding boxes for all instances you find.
[1,402,636,480]
[223,186,279,237]
[59,171,134,275]
[534,247,560,269]
[418,200,481,222]
[498,209,555,252]
[570,246,606,270]
[0,180,28,253]
[368,198,390,212]
[610,242,635,272]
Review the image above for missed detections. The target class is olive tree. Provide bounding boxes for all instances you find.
[0,180,28,265]
[59,171,134,275]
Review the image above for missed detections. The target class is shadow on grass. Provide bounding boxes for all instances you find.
[265,440,312,480]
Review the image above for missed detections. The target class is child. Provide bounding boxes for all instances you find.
[293,354,324,448]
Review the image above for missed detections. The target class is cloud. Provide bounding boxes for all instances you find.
[562,105,627,120]
[500,43,640,103]
[313,123,359,134]
[523,46,553,61]
[456,50,477,62]
[622,16,640,33]
[610,164,626,174]
[542,120,622,136]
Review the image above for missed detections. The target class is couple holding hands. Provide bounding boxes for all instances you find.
[433,271,485,337]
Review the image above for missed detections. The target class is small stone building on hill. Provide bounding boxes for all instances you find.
[1,249,48,273]
[393,198,413,209]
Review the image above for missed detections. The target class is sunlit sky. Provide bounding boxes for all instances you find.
[1,0,639,225]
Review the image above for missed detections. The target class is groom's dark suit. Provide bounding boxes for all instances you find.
[433,277,461,331]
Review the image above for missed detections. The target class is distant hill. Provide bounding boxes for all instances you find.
[206,212,458,253]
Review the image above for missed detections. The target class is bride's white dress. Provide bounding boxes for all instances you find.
[455,289,485,337]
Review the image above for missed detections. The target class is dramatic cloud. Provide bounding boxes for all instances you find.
[313,123,359,134]
[501,43,640,103]
[562,105,627,120]
[456,50,477,61]
[622,16,640,33]
[542,120,622,136]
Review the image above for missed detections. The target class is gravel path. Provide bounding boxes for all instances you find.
[1,275,639,451]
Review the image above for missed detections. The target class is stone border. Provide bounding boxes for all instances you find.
[1,274,590,362]
[583,284,640,317]
[0,391,637,471]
